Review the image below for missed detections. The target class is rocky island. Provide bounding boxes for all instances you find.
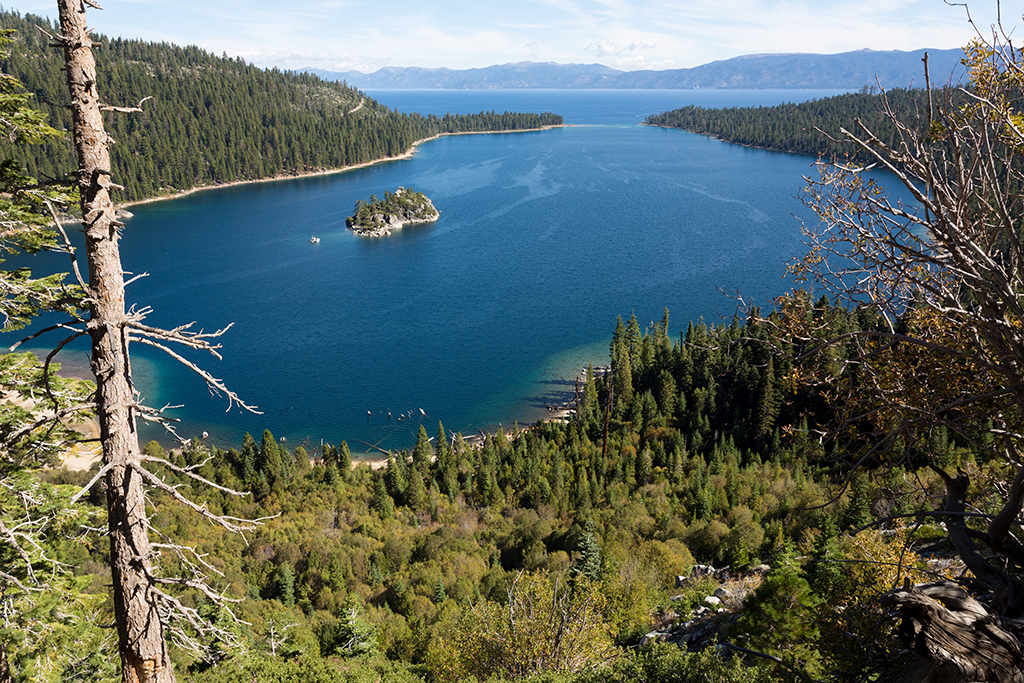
[346,187,440,236]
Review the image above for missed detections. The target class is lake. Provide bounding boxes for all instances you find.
[16,89,874,455]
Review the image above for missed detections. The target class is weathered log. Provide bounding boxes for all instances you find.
[884,581,1023,683]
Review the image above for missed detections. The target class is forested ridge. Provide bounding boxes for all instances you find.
[0,11,561,203]
[22,301,972,682]
[644,89,935,161]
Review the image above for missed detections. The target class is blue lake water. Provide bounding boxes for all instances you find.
[15,89,884,454]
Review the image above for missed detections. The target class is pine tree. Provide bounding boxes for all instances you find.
[806,515,842,596]
[337,440,352,476]
[241,432,259,490]
[737,546,823,674]
[625,313,642,375]
[572,520,602,582]
[261,429,282,486]
[325,461,340,487]
[434,421,452,472]
[433,578,448,604]
[332,596,376,656]
[386,452,408,502]
[412,424,432,474]
[372,473,395,520]
[405,467,426,510]
[842,472,874,531]
[293,445,310,475]
[612,338,634,411]
[579,364,601,436]
[635,447,653,486]
[277,563,295,607]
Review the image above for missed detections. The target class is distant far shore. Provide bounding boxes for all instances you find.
[118,125,565,210]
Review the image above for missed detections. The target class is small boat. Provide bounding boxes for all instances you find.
[310,235,320,244]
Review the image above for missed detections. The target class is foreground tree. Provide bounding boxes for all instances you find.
[45,2,260,680]
[783,16,1024,681]
[56,2,173,676]
[0,23,111,682]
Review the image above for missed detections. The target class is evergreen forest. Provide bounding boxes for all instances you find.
[0,11,561,203]
[347,188,438,232]
[645,88,940,161]
[3,9,1023,682]
[16,302,977,682]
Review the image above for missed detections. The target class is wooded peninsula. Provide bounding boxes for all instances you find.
[0,11,562,204]
[644,88,937,161]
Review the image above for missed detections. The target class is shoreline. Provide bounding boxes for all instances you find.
[641,122,815,157]
[57,356,598,473]
[118,125,564,210]
[353,362,607,470]
[55,123,571,472]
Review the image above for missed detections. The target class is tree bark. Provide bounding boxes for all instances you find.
[56,2,174,681]
[885,581,1024,683]
[933,467,1024,617]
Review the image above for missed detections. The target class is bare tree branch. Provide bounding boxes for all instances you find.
[99,96,152,113]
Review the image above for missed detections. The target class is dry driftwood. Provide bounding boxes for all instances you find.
[885,581,1024,683]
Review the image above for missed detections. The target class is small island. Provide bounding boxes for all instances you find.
[346,187,440,236]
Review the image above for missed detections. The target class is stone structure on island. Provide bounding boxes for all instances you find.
[346,187,439,236]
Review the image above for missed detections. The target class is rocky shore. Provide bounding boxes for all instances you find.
[545,364,610,422]
[346,187,440,236]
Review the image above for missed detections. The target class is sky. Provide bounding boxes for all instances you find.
[11,0,1009,74]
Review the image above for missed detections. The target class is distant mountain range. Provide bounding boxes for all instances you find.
[304,48,967,90]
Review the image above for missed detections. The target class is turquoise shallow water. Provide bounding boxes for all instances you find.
[12,89,890,453]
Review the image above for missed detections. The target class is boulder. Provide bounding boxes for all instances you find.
[639,630,672,647]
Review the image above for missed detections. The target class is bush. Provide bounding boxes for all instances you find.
[575,643,782,683]
[427,572,617,682]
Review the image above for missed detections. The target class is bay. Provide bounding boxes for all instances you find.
[368,88,850,125]
[17,89,871,454]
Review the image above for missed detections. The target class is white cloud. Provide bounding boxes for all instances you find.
[29,0,999,72]
[615,54,673,69]
[241,49,385,74]
[586,39,657,57]
[586,40,619,56]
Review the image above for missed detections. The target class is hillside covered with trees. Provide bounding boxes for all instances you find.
[644,88,936,161]
[4,2,1024,681]
[7,301,972,682]
[0,11,562,203]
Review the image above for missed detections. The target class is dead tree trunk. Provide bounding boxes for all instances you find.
[885,581,1024,683]
[56,1,174,681]
[928,467,1024,617]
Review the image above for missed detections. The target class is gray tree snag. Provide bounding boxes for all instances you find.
[56,1,173,680]
[54,2,261,680]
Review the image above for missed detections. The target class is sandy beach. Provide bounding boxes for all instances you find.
[0,362,103,471]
